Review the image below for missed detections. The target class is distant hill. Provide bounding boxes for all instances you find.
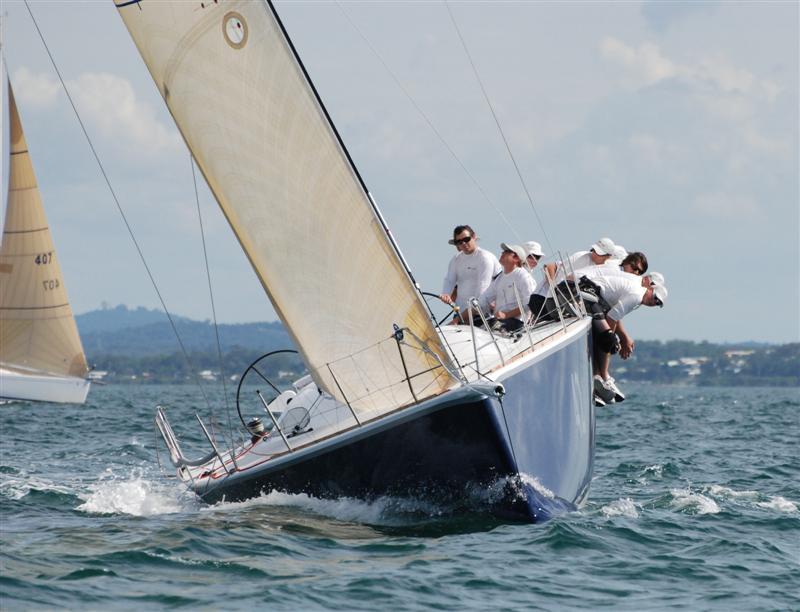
[77,305,293,357]
[76,305,797,386]
[76,304,191,334]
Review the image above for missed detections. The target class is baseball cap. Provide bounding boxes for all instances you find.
[500,242,526,261]
[591,237,616,256]
[523,241,545,258]
[612,245,628,260]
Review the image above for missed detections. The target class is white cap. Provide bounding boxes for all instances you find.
[591,237,616,256]
[500,242,526,262]
[652,284,668,307]
[612,245,628,260]
[523,241,545,258]
[648,271,665,286]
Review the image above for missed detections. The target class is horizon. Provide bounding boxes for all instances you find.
[74,302,793,347]
[2,2,798,344]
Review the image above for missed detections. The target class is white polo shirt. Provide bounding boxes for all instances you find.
[534,250,599,296]
[477,267,537,322]
[577,265,645,322]
[442,247,502,314]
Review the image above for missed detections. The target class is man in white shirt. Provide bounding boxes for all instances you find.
[577,266,667,403]
[440,225,501,317]
[523,241,544,286]
[456,243,536,332]
[534,237,617,298]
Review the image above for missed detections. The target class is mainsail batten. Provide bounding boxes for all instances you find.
[0,83,88,379]
[116,0,454,417]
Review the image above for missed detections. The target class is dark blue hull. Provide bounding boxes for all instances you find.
[199,324,595,522]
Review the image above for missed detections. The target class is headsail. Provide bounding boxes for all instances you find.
[116,0,454,418]
[0,82,89,379]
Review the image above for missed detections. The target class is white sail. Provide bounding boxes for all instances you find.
[0,81,89,380]
[116,0,454,417]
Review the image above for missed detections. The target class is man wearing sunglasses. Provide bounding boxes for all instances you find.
[523,241,545,278]
[440,225,501,318]
[620,252,648,276]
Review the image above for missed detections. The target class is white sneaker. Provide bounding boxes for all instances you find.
[605,377,625,403]
[593,375,616,403]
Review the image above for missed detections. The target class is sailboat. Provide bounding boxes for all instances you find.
[117,0,594,521]
[0,73,91,404]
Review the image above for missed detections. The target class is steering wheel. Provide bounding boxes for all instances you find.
[235,349,303,430]
[420,291,461,327]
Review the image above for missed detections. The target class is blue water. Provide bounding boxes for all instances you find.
[1,384,798,610]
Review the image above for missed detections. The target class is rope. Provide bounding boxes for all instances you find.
[444,1,555,255]
[335,1,520,242]
[23,0,213,413]
[189,155,237,449]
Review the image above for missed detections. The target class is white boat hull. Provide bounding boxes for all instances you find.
[0,368,91,404]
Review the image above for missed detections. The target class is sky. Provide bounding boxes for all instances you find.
[1,0,797,344]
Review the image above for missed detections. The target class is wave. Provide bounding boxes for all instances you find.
[704,485,798,514]
[755,496,798,513]
[601,497,640,518]
[76,469,200,516]
[0,471,75,502]
[669,488,721,515]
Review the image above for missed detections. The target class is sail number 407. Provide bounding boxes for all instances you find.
[43,279,60,291]
[35,252,53,265]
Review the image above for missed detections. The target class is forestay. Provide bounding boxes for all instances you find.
[0,82,89,378]
[115,0,454,418]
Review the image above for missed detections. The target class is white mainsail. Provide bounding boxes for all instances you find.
[116,0,454,417]
[0,81,89,380]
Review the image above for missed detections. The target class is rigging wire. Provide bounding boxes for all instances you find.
[334,1,520,243]
[189,155,240,450]
[22,0,215,413]
[444,1,555,255]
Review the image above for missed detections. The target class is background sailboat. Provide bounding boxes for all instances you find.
[0,75,90,404]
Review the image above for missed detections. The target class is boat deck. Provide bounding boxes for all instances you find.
[161,316,589,490]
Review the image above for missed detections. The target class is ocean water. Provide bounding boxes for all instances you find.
[1,384,798,610]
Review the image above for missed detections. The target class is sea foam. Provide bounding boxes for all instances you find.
[77,470,197,516]
[601,497,640,518]
[669,488,721,515]
[206,490,445,524]
[756,496,798,513]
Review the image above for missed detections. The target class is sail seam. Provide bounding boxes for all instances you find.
[3,227,48,234]
[0,304,70,310]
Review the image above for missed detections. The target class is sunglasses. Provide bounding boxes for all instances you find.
[653,297,663,307]
[454,236,473,245]
[529,254,542,261]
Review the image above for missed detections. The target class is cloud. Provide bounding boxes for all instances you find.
[600,38,677,85]
[68,72,182,154]
[11,66,61,108]
[11,68,182,155]
[600,37,791,162]
[600,37,780,102]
